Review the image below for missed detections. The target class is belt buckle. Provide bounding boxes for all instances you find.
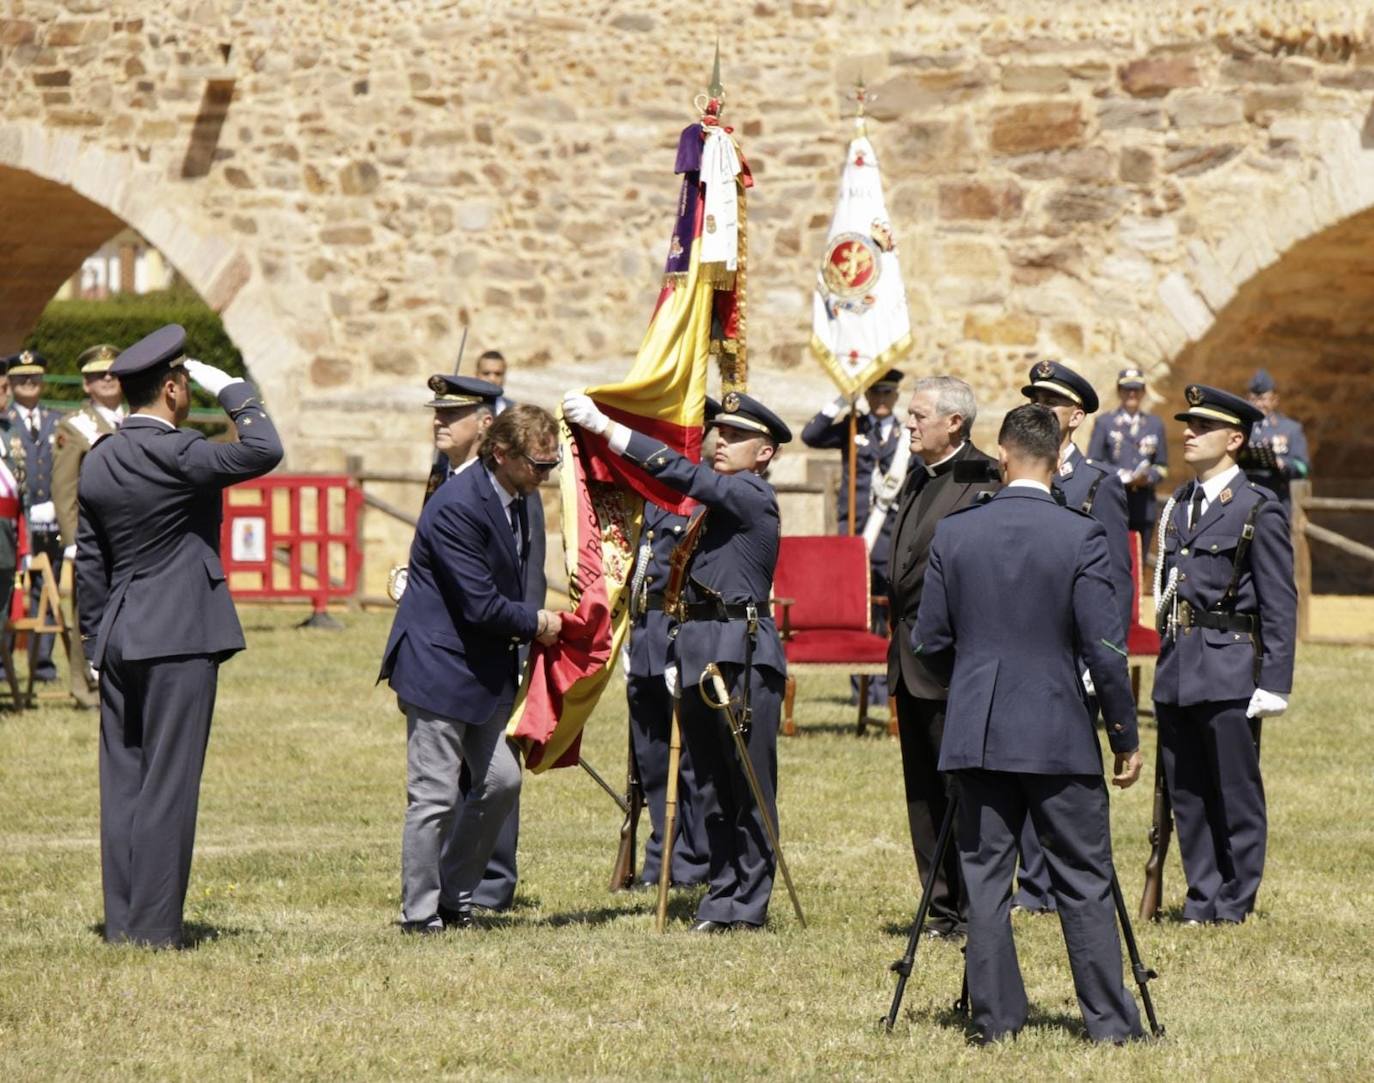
[1177,601,1193,630]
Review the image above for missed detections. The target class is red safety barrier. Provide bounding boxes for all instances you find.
[220,474,363,621]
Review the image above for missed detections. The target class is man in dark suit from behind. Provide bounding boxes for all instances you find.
[914,403,1144,1045]
[380,404,564,933]
[76,325,283,948]
[886,375,999,939]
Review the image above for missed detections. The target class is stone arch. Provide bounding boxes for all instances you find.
[0,120,305,451]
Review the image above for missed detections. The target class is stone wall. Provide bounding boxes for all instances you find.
[3,1,1374,571]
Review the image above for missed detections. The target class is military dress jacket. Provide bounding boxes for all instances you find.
[622,432,785,689]
[75,383,283,668]
[53,400,120,547]
[380,461,540,722]
[799,409,907,568]
[0,416,25,571]
[5,403,59,527]
[1241,412,1310,506]
[1054,444,1133,640]
[886,442,1000,699]
[914,487,1138,776]
[1086,408,1168,528]
[1153,477,1297,707]
[625,503,690,679]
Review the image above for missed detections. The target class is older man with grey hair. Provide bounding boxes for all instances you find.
[886,375,1000,939]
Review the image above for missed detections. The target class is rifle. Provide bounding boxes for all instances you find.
[609,725,646,892]
[1138,754,1172,922]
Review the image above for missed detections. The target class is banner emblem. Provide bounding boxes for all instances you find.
[823,233,880,299]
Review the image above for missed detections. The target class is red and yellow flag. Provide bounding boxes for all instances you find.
[509,106,751,771]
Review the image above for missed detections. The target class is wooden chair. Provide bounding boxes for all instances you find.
[1126,530,1160,714]
[1,552,77,710]
[772,535,895,737]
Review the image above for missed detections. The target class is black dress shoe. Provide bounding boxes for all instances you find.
[923,926,966,942]
[400,919,444,936]
[437,904,474,929]
[730,921,764,932]
[690,919,732,934]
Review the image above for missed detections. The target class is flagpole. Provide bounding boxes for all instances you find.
[847,395,859,535]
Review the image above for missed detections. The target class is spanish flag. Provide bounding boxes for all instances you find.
[509,108,751,771]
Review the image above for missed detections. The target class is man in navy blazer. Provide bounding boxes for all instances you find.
[379,404,564,933]
[914,404,1144,1045]
[76,325,283,948]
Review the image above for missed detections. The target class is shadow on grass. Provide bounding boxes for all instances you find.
[899,1001,1088,1043]
[784,722,894,738]
[522,890,701,928]
[88,921,245,950]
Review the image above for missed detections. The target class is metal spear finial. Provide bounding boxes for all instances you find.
[708,39,724,100]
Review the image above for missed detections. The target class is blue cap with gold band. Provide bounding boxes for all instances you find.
[1020,358,1100,414]
[77,343,121,374]
[5,349,48,377]
[1117,366,1146,389]
[871,367,904,390]
[110,324,187,378]
[425,374,501,409]
[706,390,792,444]
[1174,384,1263,428]
[1247,368,1276,395]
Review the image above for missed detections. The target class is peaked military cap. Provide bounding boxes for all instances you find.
[77,343,121,374]
[1021,359,1100,414]
[871,367,904,390]
[425,374,502,409]
[110,324,187,379]
[1247,368,1276,395]
[1174,384,1264,428]
[1116,366,1146,389]
[6,349,48,377]
[706,390,792,444]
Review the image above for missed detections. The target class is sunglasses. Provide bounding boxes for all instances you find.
[523,452,562,473]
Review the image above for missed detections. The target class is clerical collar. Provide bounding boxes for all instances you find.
[924,441,965,478]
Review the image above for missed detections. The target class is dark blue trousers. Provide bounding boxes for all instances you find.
[627,674,708,887]
[678,665,782,927]
[1156,699,1265,923]
[956,769,1143,1044]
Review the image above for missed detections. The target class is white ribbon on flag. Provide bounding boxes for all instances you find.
[700,127,741,270]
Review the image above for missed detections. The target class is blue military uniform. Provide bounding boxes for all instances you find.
[915,484,1144,1044]
[624,503,708,887]
[1240,370,1309,508]
[4,350,63,681]
[76,326,283,947]
[1017,361,1134,913]
[617,392,789,929]
[1087,368,1169,554]
[1154,385,1297,924]
[0,359,25,634]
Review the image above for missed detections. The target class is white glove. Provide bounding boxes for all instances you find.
[28,500,55,524]
[854,394,871,416]
[20,554,30,573]
[1081,668,1096,698]
[1246,688,1288,719]
[663,662,680,700]
[183,358,239,396]
[562,392,609,435]
[88,663,99,685]
[821,393,850,420]
[1117,469,1134,485]
[63,544,77,561]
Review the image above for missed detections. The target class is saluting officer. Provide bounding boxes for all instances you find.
[1087,367,1169,557]
[800,368,908,705]
[52,344,127,707]
[1016,359,1132,915]
[4,349,62,681]
[76,326,282,948]
[1154,385,1297,925]
[1241,369,1310,508]
[624,502,709,889]
[563,389,790,932]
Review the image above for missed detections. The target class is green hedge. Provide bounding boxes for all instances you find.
[21,289,245,408]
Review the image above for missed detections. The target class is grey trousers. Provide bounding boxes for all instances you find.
[400,697,521,924]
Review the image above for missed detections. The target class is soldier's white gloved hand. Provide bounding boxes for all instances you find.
[853,394,871,416]
[1081,668,1096,698]
[821,393,851,420]
[1117,469,1134,486]
[63,544,77,561]
[183,358,238,396]
[1246,688,1288,719]
[562,392,609,435]
[28,500,56,524]
[87,663,99,685]
[663,662,679,700]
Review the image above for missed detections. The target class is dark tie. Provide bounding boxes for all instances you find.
[28,412,39,441]
[508,500,525,564]
[1189,485,1205,530]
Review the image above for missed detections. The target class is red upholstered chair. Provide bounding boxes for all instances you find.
[772,535,895,737]
[1127,530,1161,711]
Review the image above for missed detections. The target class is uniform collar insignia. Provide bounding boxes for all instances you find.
[1058,460,1072,477]
[1219,487,1232,504]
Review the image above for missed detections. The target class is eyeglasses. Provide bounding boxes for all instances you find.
[523,452,562,473]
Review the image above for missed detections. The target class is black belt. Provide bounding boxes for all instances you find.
[643,593,666,612]
[1177,601,1256,633]
[680,599,765,623]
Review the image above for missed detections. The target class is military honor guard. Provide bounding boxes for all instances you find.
[75,326,283,948]
[624,502,708,889]
[380,404,564,934]
[563,389,790,932]
[801,368,907,704]
[1241,369,1310,508]
[1087,367,1169,556]
[475,349,514,415]
[0,357,26,622]
[1153,385,1297,924]
[914,403,1145,1045]
[52,343,126,707]
[5,349,63,681]
[1016,360,1133,913]
[887,376,999,939]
